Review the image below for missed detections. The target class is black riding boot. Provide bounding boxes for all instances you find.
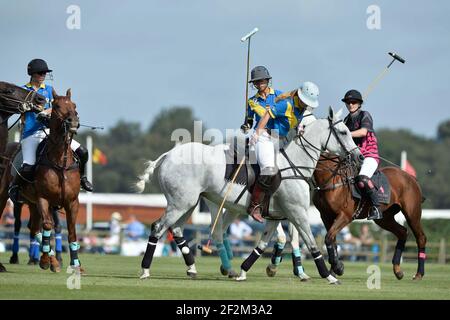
[8,164,34,204]
[247,183,266,223]
[355,174,383,220]
[247,169,281,223]
[366,187,383,220]
[75,146,93,192]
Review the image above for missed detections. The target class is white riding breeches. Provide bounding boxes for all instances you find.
[359,157,379,178]
[21,129,81,165]
[255,130,276,171]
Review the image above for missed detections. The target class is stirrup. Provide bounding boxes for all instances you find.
[248,205,264,223]
[367,206,383,220]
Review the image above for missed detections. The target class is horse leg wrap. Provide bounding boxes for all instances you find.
[223,234,233,260]
[42,230,52,253]
[312,251,330,278]
[241,247,263,272]
[270,242,285,266]
[326,243,339,265]
[69,242,80,267]
[216,242,232,271]
[141,236,158,269]
[392,239,406,265]
[292,248,304,275]
[174,236,195,266]
[418,248,426,276]
[13,232,20,254]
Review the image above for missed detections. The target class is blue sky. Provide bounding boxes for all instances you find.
[1,0,449,137]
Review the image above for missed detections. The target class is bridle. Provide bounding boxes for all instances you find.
[42,101,79,171]
[279,117,359,188]
[0,89,40,115]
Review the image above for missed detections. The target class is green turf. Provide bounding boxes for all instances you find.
[1,253,449,300]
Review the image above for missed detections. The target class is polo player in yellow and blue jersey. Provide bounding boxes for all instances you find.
[244,66,320,223]
[9,59,93,205]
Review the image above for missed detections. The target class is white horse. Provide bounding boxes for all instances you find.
[136,107,361,284]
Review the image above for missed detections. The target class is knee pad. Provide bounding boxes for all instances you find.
[355,175,373,191]
[257,169,281,193]
[75,146,89,163]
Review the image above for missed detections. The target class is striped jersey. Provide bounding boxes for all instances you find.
[344,110,379,163]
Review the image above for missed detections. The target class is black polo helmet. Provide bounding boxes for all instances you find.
[249,66,271,83]
[27,59,52,76]
[341,89,363,103]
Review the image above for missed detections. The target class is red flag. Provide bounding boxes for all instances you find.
[93,148,108,165]
[404,159,416,177]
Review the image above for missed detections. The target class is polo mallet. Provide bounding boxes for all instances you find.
[198,156,246,254]
[198,28,259,254]
[363,52,406,99]
[241,27,258,133]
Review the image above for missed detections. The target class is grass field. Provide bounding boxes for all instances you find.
[1,253,449,300]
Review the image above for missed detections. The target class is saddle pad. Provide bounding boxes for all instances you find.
[224,147,260,186]
[351,170,391,204]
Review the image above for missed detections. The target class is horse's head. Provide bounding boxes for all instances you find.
[321,106,362,161]
[0,81,46,114]
[51,89,80,135]
[302,107,362,162]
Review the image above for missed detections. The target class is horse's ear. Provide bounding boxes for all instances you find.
[66,88,72,100]
[335,108,343,120]
[328,106,334,120]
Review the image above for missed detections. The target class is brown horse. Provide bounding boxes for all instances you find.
[19,89,81,272]
[313,154,427,281]
[0,81,45,272]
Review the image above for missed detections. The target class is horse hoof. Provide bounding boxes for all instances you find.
[49,256,61,273]
[332,262,344,276]
[0,263,6,272]
[140,268,150,280]
[329,280,341,285]
[394,271,404,280]
[412,273,423,281]
[9,254,19,264]
[187,271,197,279]
[228,270,238,279]
[235,270,247,282]
[220,265,229,276]
[297,273,311,282]
[327,274,341,285]
[56,254,63,268]
[266,265,277,277]
[39,256,50,270]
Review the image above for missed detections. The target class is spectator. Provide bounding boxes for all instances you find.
[103,211,122,253]
[338,226,362,261]
[359,224,376,261]
[125,215,145,241]
[229,218,253,255]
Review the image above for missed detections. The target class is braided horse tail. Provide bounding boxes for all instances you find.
[135,152,168,193]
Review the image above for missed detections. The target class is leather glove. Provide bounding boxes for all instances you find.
[37,112,50,124]
[240,123,251,133]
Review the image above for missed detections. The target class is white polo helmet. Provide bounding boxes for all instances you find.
[297,81,319,109]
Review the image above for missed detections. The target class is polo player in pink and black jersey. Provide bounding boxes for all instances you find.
[342,89,382,220]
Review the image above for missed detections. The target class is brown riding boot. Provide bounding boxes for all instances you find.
[247,183,266,223]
